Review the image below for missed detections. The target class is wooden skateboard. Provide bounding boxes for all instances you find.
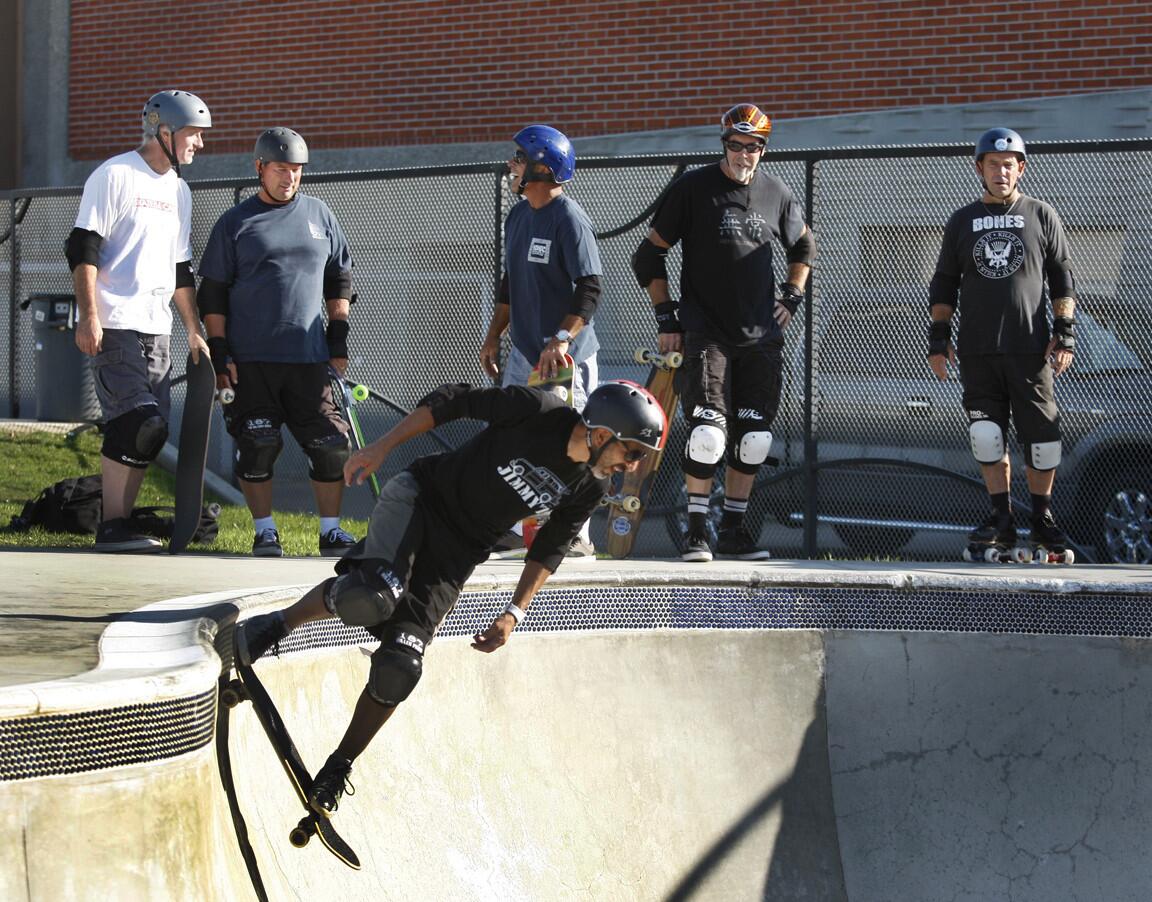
[171,352,218,553]
[603,348,683,559]
[222,633,361,870]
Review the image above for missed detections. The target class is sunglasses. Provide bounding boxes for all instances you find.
[723,139,765,155]
[511,150,529,164]
[619,441,650,463]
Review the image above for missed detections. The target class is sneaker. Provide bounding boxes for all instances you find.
[252,527,283,558]
[95,517,162,554]
[682,529,713,563]
[310,753,355,818]
[567,536,596,558]
[320,526,357,558]
[490,529,526,559]
[235,611,288,666]
[716,525,772,561]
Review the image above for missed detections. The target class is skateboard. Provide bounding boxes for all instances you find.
[603,348,683,559]
[222,634,361,869]
[329,368,380,499]
[962,541,1075,564]
[522,354,576,546]
[171,352,218,553]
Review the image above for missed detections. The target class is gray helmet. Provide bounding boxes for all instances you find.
[976,127,1026,161]
[255,127,309,165]
[142,90,212,136]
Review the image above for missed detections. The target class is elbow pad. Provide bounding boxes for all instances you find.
[571,275,601,322]
[498,272,510,306]
[324,269,353,301]
[175,260,195,290]
[631,238,669,288]
[785,230,816,266]
[197,277,230,318]
[64,228,103,271]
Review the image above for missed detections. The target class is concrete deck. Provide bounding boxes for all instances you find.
[2,550,1152,900]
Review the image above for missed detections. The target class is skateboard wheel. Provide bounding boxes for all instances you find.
[351,384,369,402]
[665,351,683,368]
[1062,548,1075,564]
[206,502,222,518]
[218,387,235,405]
[962,547,975,562]
[621,495,641,513]
[633,347,653,365]
[983,547,1000,563]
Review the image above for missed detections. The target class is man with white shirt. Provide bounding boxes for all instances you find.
[66,90,211,552]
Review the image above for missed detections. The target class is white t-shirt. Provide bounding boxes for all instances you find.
[74,150,192,334]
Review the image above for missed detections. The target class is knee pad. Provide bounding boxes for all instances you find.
[1026,439,1061,471]
[304,433,350,482]
[683,420,726,480]
[324,563,403,627]
[968,419,1005,465]
[234,418,283,482]
[102,405,168,468]
[734,429,773,468]
[368,632,425,707]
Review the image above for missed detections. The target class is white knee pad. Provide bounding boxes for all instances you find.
[687,424,726,466]
[969,420,1004,464]
[736,430,773,467]
[1027,440,1062,471]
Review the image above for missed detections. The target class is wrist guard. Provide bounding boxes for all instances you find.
[777,282,804,314]
[207,336,231,376]
[653,301,683,334]
[928,320,951,356]
[1052,316,1076,351]
[326,319,350,358]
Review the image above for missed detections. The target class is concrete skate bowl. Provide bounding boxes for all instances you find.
[4,577,1152,901]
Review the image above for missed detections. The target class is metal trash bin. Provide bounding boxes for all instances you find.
[28,294,102,422]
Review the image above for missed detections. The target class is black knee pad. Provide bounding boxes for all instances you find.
[305,433,350,482]
[102,405,168,468]
[234,418,283,482]
[367,632,425,707]
[324,563,403,627]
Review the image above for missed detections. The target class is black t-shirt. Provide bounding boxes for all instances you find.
[411,384,607,571]
[651,163,807,346]
[929,195,1075,355]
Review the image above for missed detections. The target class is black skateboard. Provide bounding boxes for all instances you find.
[222,634,361,870]
[329,368,380,499]
[171,352,217,553]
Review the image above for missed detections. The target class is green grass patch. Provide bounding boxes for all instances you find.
[0,427,368,555]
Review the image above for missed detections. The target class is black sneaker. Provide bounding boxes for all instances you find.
[95,517,162,554]
[1030,511,1069,549]
[320,526,357,558]
[716,525,772,561]
[310,753,355,818]
[490,529,526,559]
[252,527,283,557]
[682,529,713,563]
[235,611,288,666]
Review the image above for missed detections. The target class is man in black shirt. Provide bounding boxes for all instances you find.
[632,103,815,562]
[233,380,667,817]
[928,127,1077,556]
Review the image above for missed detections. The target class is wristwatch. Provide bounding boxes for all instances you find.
[553,328,574,343]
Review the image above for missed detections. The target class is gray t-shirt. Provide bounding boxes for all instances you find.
[503,194,601,365]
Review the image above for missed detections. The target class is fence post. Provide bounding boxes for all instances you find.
[802,157,818,558]
[7,197,20,418]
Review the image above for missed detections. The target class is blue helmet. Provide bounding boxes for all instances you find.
[513,125,576,184]
[976,127,1026,161]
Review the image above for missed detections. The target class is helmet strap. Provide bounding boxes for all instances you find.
[586,429,613,469]
[158,130,181,178]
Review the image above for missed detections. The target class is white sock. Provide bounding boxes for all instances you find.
[253,516,276,534]
[320,517,340,535]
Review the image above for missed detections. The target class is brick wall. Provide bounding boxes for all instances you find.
[68,0,1152,160]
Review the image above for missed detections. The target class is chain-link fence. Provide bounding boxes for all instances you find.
[4,140,1151,563]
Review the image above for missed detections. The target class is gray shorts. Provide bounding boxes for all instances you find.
[501,345,598,411]
[91,330,172,422]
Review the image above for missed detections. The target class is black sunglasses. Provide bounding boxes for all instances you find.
[723,139,765,154]
[511,149,529,164]
[619,440,649,462]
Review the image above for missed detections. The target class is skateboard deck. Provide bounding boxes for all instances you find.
[604,348,683,559]
[223,635,361,870]
[523,354,576,546]
[527,353,576,405]
[329,368,380,499]
[171,352,217,553]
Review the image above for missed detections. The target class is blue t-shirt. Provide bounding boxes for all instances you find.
[503,194,601,365]
[199,193,353,363]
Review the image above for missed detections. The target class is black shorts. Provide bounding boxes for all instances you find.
[676,334,783,427]
[335,471,485,648]
[223,361,348,448]
[959,353,1060,443]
